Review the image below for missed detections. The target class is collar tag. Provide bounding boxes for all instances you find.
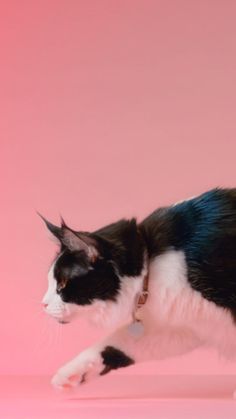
[128,320,145,337]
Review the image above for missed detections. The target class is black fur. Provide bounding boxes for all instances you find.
[54,250,121,305]
[44,187,236,320]
[94,218,145,277]
[100,346,134,375]
[139,188,236,319]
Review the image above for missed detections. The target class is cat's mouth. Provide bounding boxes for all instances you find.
[48,313,71,324]
[58,319,70,324]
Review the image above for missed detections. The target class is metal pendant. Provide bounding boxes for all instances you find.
[128,320,145,337]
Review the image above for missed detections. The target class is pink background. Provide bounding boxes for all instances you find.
[1,0,236,377]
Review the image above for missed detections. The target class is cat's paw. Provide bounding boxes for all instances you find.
[51,371,82,390]
[51,348,103,390]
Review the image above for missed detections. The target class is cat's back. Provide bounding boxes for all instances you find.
[139,188,236,317]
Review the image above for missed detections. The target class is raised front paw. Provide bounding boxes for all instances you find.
[51,348,103,390]
[51,345,135,390]
[51,370,83,389]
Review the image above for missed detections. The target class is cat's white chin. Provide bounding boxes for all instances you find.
[47,306,79,324]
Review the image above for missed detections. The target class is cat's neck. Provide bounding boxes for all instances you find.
[96,219,148,278]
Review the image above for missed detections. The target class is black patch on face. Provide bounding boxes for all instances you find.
[53,218,145,305]
[54,250,121,305]
[139,188,236,319]
[100,346,134,375]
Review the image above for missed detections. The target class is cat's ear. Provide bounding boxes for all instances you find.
[60,225,98,261]
[38,212,99,260]
[37,212,62,244]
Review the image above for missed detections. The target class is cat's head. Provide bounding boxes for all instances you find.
[40,215,145,328]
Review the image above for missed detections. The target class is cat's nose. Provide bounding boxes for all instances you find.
[42,302,48,308]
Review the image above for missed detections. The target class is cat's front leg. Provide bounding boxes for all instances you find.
[51,323,202,390]
[51,346,104,389]
[51,327,137,389]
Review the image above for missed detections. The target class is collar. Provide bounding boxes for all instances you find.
[133,269,149,321]
[133,229,149,321]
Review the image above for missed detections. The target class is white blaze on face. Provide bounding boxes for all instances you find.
[42,256,81,322]
[41,260,68,321]
[42,262,57,305]
[41,256,85,323]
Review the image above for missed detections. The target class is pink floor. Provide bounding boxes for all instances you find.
[1,375,235,419]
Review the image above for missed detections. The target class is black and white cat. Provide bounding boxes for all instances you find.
[40,188,236,390]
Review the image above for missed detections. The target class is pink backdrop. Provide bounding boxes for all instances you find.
[1,0,236,376]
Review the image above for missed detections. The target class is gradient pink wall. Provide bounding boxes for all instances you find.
[1,0,236,375]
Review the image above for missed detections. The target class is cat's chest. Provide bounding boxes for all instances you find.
[145,249,191,323]
[149,249,188,292]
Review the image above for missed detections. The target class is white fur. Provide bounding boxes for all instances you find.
[42,260,71,322]
[172,195,196,206]
[42,249,236,391]
[141,250,236,357]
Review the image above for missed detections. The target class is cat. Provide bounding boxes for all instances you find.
[40,187,236,391]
